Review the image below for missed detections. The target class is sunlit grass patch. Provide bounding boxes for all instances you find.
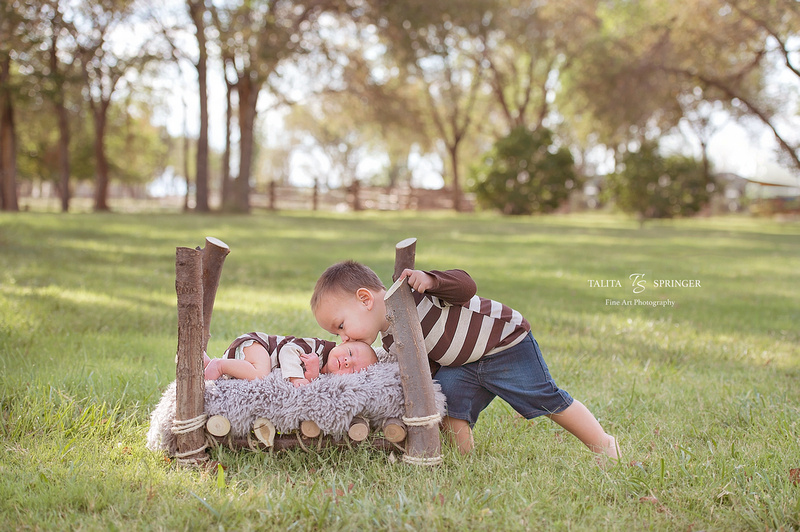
[0,211,798,530]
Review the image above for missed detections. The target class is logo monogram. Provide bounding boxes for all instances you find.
[629,273,647,294]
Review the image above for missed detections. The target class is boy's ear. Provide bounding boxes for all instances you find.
[356,288,374,309]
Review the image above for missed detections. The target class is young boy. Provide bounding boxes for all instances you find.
[311,261,619,460]
[204,332,378,386]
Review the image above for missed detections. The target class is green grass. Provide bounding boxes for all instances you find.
[1,210,798,531]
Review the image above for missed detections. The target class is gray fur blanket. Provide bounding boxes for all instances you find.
[147,362,446,456]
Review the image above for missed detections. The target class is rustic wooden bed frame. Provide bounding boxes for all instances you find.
[172,237,442,466]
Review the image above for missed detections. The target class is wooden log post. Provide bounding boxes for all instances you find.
[393,237,417,282]
[174,237,229,465]
[174,247,208,465]
[385,238,442,465]
[199,237,230,354]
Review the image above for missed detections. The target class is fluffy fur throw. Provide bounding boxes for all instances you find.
[146,362,446,456]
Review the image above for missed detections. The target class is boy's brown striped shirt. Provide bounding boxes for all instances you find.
[382,270,530,366]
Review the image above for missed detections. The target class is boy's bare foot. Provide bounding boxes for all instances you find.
[604,434,619,459]
[594,435,620,468]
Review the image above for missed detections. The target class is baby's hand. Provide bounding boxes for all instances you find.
[401,269,436,293]
[290,377,311,387]
[204,358,224,380]
[300,353,320,381]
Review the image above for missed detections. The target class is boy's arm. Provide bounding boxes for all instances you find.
[400,268,476,305]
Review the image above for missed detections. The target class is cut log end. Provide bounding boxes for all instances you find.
[384,277,407,301]
[253,418,276,447]
[300,420,321,438]
[348,417,370,442]
[206,415,231,437]
[382,418,407,443]
[395,237,417,250]
[205,236,230,252]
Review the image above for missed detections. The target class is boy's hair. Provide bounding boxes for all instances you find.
[311,260,385,311]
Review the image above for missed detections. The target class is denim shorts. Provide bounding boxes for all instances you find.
[434,332,573,427]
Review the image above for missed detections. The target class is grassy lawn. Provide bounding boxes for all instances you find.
[1,210,798,531]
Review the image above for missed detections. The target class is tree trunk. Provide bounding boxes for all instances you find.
[351,179,361,211]
[55,98,71,212]
[220,78,234,209]
[182,96,191,211]
[312,178,319,211]
[189,0,210,213]
[50,40,71,213]
[699,138,711,183]
[183,130,191,211]
[448,144,462,212]
[0,55,18,212]
[268,180,276,210]
[234,76,260,213]
[92,100,111,211]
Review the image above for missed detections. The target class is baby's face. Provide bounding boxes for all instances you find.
[323,341,378,375]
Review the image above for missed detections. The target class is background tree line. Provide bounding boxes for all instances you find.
[1,0,797,216]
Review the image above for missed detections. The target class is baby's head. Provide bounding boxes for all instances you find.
[322,341,378,375]
[311,261,387,345]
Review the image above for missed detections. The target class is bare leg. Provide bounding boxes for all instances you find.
[442,416,474,455]
[546,400,619,460]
